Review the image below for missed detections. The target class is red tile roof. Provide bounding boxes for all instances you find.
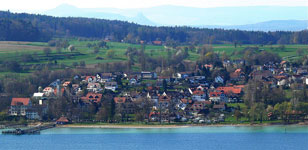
[159,95,171,102]
[204,64,213,68]
[54,88,65,96]
[216,86,243,95]
[56,116,69,123]
[209,92,223,97]
[193,90,205,95]
[81,93,103,103]
[85,76,96,81]
[235,69,242,73]
[114,97,127,103]
[11,98,30,106]
[181,99,193,104]
[153,41,162,45]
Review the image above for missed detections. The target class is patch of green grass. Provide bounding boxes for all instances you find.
[227,103,247,109]
[1,39,308,78]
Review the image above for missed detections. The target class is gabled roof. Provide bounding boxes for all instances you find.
[63,81,71,87]
[159,93,171,102]
[43,87,53,91]
[181,98,192,104]
[152,41,162,45]
[54,88,65,96]
[213,104,225,109]
[81,93,103,103]
[235,69,242,73]
[209,92,223,97]
[56,116,69,123]
[216,86,242,95]
[85,76,96,81]
[204,64,213,68]
[11,98,30,106]
[114,97,127,103]
[193,90,205,95]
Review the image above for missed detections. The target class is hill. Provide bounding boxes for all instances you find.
[0,11,308,44]
[201,20,308,32]
[43,4,308,31]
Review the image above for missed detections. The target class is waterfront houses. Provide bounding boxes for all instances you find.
[6,59,308,123]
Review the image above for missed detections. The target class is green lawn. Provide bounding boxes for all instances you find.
[1,39,307,77]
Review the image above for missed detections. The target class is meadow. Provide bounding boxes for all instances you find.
[0,39,307,77]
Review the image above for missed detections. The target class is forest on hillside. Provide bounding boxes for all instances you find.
[0,11,308,44]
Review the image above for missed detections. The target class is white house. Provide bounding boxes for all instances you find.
[209,92,228,103]
[87,83,102,93]
[105,82,118,91]
[192,90,206,101]
[9,98,31,116]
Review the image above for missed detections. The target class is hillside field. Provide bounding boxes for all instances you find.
[0,39,307,77]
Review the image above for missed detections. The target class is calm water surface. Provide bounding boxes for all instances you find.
[1,126,308,150]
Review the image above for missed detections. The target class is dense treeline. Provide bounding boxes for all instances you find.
[0,11,308,44]
[0,18,50,41]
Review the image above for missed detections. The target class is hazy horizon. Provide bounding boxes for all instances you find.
[1,0,308,12]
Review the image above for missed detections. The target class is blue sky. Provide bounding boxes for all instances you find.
[1,0,308,12]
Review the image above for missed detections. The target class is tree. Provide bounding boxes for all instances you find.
[79,61,86,67]
[56,47,62,54]
[43,48,51,56]
[93,47,100,54]
[106,50,115,59]
[98,40,107,48]
[72,62,78,68]
[5,61,22,72]
[68,45,75,52]
[21,54,35,62]
[48,40,56,47]
[296,48,304,57]
[274,102,292,123]
[86,43,92,48]
[234,110,242,122]
[163,79,167,92]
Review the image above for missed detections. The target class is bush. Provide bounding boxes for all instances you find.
[43,48,52,56]
[48,40,56,47]
[106,50,115,58]
[96,56,104,60]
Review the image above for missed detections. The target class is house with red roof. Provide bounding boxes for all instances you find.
[209,91,228,103]
[84,76,97,83]
[204,64,213,70]
[191,101,211,112]
[230,69,245,81]
[158,92,171,108]
[43,87,54,96]
[152,40,162,45]
[62,81,71,87]
[114,97,135,114]
[192,87,206,101]
[81,93,103,104]
[9,98,31,116]
[216,86,243,95]
[56,116,70,124]
[87,83,102,93]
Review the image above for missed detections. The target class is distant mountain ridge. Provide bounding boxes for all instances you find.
[200,20,308,32]
[43,4,308,31]
[44,4,156,26]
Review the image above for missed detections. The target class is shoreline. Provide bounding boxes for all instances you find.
[59,122,308,129]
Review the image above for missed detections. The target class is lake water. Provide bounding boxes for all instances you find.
[1,126,308,150]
